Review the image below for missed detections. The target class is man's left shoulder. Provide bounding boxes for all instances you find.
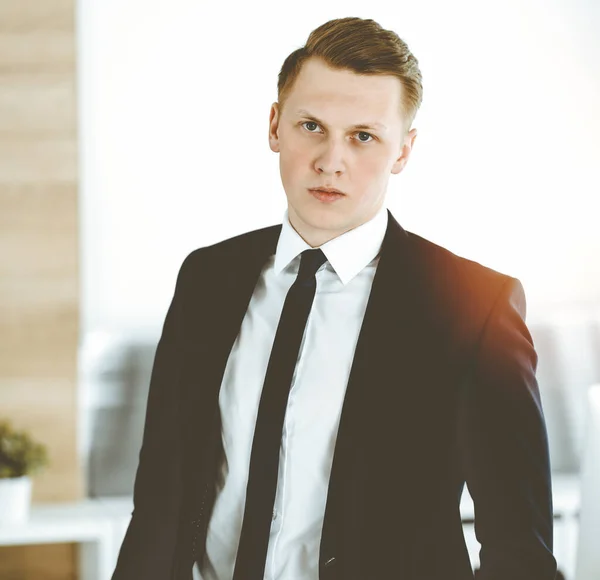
[403,230,522,315]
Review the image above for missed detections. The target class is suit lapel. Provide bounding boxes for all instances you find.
[319,210,447,570]
[178,224,282,515]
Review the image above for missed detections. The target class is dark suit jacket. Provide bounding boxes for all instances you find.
[111,209,557,580]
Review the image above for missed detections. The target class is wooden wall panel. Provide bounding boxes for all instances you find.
[0,73,76,133]
[0,0,81,577]
[0,544,76,580]
[0,0,74,32]
[0,34,75,70]
[0,140,77,182]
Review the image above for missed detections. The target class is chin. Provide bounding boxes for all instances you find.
[300,210,350,231]
[289,196,350,228]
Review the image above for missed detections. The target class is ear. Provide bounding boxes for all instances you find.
[268,102,281,153]
[391,128,417,175]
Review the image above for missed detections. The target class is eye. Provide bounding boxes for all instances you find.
[301,122,375,143]
[355,131,374,143]
[302,121,321,133]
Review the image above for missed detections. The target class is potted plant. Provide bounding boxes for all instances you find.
[0,418,49,525]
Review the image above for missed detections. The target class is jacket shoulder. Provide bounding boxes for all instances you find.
[405,229,515,296]
[180,222,281,268]
[401,230,527,332]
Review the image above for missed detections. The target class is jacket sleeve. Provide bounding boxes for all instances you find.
[458,277,558,580]
[111,251,195,579]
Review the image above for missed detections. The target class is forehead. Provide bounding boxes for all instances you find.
[284,57,404,126]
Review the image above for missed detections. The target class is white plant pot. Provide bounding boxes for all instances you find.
[0,475,32,525]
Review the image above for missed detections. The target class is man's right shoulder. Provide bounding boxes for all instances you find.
[177,222,282,277]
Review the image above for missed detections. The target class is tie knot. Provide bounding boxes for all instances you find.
[296,248,327,284]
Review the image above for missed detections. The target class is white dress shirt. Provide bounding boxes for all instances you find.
[195,204,389,580]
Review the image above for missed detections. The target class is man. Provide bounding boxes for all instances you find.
[112,16,557,580]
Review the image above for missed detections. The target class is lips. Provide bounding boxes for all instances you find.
[310,187,345,195]
[309,188,345,203]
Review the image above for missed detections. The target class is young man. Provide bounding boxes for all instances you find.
[112,17,557,580]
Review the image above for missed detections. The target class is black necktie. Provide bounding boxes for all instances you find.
[232,248,328,580]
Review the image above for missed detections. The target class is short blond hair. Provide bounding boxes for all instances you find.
[277,17,424,134]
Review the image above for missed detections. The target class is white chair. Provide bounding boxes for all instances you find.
[574,383,600,580]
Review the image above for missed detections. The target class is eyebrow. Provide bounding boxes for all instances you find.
[295,109,388,132]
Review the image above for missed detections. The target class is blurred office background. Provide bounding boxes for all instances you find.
[1,0,599,578]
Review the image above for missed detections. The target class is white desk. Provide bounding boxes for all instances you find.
[0,497,132,580]
[0,474,582,580]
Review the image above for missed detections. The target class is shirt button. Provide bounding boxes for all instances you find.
[272,509,277,521]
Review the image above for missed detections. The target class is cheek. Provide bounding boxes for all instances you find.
[280,147,308,179]
[355,156,386,182]
[280,154,297,180]
[279,129,305,159]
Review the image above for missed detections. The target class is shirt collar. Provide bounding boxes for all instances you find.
[274,204,389,285]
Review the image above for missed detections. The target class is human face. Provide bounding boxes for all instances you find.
[268,56,417,247]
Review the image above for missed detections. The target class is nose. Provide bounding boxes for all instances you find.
[314,139,345,176]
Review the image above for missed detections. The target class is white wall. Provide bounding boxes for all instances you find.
[77,0,600,335]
